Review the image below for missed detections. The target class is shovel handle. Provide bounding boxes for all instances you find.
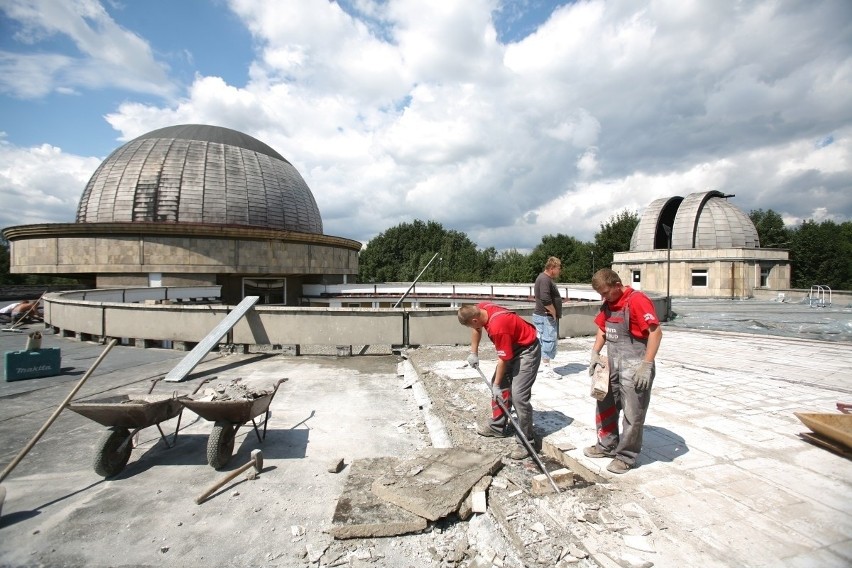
[0,339,118,484]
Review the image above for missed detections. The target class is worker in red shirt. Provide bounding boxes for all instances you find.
[586,268,662,474]
[458,302,541,460]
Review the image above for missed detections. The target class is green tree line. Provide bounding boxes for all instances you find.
[358,212,641,284]
[359,210,852,290]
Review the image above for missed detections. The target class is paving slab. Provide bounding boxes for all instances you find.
[371,447,503,521]
[330,457,428,539]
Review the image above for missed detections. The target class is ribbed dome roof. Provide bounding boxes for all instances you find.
[630,190,759,250]
[75,124,323,234]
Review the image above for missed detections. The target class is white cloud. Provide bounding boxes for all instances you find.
[0,0,175,98]
[1,0,851,252]
[0,137,101,228]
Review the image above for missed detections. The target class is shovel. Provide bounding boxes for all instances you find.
[473,365,560,493]
[0,339,117,516]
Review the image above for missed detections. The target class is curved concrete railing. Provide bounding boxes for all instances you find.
[42,285,667,352]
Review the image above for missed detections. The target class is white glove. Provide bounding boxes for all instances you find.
[490,382,504,399]
[588,351,602,376]
[467,352,479,368]
[634,361,653,391]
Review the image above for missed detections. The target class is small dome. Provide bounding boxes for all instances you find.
[75,124,323,234]
[630,190,759,250]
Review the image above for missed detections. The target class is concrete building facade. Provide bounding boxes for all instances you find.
[3,125,361,305]
[612,190,790,299]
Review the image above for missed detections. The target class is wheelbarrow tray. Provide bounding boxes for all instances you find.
[794,412,852,448]
[181,394,274,425]
[69,394,186,429]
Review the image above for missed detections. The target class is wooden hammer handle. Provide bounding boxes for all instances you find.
[195,460,256,504]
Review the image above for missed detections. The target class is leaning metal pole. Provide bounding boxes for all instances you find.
[393,252,440,308]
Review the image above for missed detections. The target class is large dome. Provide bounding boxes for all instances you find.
[630,190,759,251]
[75,124,323,234]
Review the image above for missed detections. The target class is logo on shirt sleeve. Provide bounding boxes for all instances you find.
[643,313,654,321]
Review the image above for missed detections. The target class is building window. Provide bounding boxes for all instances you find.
[760,266,771,287]
[692,269,708,287]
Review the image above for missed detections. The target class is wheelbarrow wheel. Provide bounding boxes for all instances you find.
[93,426,132,478]
[207,420,236,469]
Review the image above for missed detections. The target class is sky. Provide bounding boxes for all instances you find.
[0,0,850,252]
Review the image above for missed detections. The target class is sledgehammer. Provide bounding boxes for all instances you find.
[196,449,263,504]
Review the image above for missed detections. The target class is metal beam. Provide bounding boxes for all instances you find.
[164,296,259,382]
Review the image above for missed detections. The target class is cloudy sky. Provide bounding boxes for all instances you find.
[1,0,850,251]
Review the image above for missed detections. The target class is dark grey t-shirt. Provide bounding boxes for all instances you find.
[534,272,562,318]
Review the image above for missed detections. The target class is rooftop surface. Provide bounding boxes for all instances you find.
[0,299,849,567]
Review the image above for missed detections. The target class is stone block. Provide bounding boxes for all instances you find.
[531,468,575,495]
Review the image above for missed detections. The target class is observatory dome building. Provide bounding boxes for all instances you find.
[3,124,360,304]
[612,190,790,300]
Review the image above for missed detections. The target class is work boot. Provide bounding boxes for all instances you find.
[508,445,529,460]
[477,425,511,438]
[583,445,614,458]
[606,459,631,474]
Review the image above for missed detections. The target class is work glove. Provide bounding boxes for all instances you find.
[588,351,602,377]
[467,352,479,369]
[490,382,504,399]
[634,361,653,391]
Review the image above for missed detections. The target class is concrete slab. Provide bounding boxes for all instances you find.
[330,457,428,539]
[371,447,503,521]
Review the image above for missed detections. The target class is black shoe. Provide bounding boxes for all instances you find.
[583,445,614,458]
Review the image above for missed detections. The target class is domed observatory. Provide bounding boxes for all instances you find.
[3,125,361,304]
[612,191,789,301]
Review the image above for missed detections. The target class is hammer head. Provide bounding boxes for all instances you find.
[251,449,263,472]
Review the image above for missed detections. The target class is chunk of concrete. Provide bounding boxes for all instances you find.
[531,468,575,495]
[327,458,345,473]
[330,458,428,539]
[371,447,503,521]
[541,439,606,484]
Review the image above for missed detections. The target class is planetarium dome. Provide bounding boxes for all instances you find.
[630,190,759,251]
[76,124,323,234]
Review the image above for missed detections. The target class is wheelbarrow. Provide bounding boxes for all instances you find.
[180,378,287,469]
[68,392,187,478]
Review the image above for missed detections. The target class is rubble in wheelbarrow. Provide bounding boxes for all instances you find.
[195,379,273,402]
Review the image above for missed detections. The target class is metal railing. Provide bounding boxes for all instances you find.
[807,285,832,308]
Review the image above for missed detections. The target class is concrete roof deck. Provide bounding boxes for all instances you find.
[0,298,849,567]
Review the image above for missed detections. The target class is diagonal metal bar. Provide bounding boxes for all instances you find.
[164,296,259,382]
[474,365,560,493]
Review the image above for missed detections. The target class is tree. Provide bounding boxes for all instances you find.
[789,219,852,290]
[358,220,485,282]
[593,210,639,273]
[528,234,589,284]
[749,209,789,248]
[487,249,533,283]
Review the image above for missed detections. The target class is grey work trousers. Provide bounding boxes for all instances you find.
[489,340,541,440]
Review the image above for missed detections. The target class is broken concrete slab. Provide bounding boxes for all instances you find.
[371,447,503,521]
[330,457,428,539]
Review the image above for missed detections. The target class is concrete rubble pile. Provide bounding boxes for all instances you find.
[196,378,273,401]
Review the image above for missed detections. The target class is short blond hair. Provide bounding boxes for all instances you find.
[545,256,561,270]
[592,268,622,291]
[457,305,480,325]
